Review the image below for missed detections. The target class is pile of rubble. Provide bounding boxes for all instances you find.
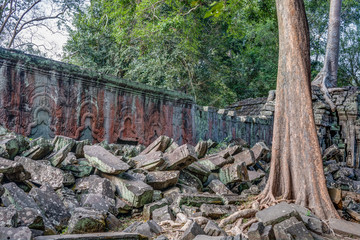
[1,125,360,240]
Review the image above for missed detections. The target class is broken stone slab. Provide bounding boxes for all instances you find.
[127,169,148,182]
[161,144,198,171]
[163,187,181,204]
[29,185,70,231]
[56,188,80,211]
[217,145,242,159]
[140,135,172,155]
[233,149,255,166]
[143,198,169,220]
[177,193,224,207]
[181,221,205,240]
[0,226,32,240]
[250,142,270,162]
[152,205,175,223]
[131,151,165,171]
[84,145,130,174]
[47,136,76,167]
[256,202,301,226]
[200,204,237,219]
[328,218,360,238]
[74,175,115,199]
[34,232,148,240]
[208,179,233,196]
[22,139,54,160]
[66,207,106,234]
[0,135,20,159]
[74,139,91,158]
[115,197,132,214]
[248,171,265,182]
[105,213,123,231]
[100,172,153,208]
[198,155,234,171]
[186,162,211,183]
[123,220,162,238]
[323,144,341,161]
[0,205,18,227]
[14,156,65,189]
[219,161,248,185]
[1,182,39,210]
[179,170,203,191]
[0,157,30,181]
[204,220,227,236]
[195,141,208,159]
[61,158,94,178]
[146,171,179,190]
[273,216,314,240]
[80,193,117,215]
[17,207,44,230]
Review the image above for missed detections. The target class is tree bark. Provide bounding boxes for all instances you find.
[312,0,342,111]
[258,0,339,220]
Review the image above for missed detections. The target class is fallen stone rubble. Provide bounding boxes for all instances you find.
[0,126,360,240]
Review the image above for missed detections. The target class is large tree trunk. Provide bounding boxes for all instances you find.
[312,0,342,111]
[258,0,339,220]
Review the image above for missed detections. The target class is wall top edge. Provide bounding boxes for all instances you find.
[0,47,194,103]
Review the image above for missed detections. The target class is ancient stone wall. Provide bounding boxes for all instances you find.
[0,48,274,146]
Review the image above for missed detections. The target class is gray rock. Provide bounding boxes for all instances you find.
[219,161,248,185]
[74,175,115,199]
[273,217,313,240]
[61,158,94,178]
[200,204,237,219]
[208,179,233,195]
[17,207,44,230]
[163,187,181,204]
[115,197,132,214]
[324,163,340,175]
[153,190,163,202]
[198,155,233,171]
[101,172,153,208]
[140,135,172,155]
[84,145,130,174]
[131,151,165,171]
[248,222,264,240]
[0,226,32,240]
[0,205,18,227]
[1,182,39,210]
[152,205,174,223]
[333,167,355,180]
[80,193,117,215]
[127,169,148,182]
[247,171,265,182]
[177,193,224,207]
[29,185,70,231]
[179,170,203,191]
[146,171,180,190]
[182,205,202,218]
[143,198,169,220]
[0,157,31,182]
[22,139,54,160]
[328,218,360,238]
[155,235,169,240]
[124,220,162,238]
[0,135,19,159]
[233,149,255,166]
[204,220,227,236]
[56,188,80,211]
[255,202,300,226]
[105,213,122,231]
[250,142,270,162]
[186,162,211,183]
[74,139,91,158]
[193,236,227,240]
[322,145,341,161]
[162,144,198,170]
[15,156,65,189]
[34,232,148,240]
[195,141,208,159]
[67,207,106,234]
[181,221,205,240]
[47,140,75,167]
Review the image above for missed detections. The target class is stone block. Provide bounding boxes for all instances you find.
[146,171,180,190]
[177,193,223,207]
[255,202,300,226]
[15,156,65,189]
[273,217,314,240]
[181,221,205,240]
[208,179,233,196]
[80,193,117,215]
[200,204,237,219]
[143,198,169,220]
[198,155,233,171]
[0,205,18,227]
[162,144,198,170]
[74,175,115,199]
[1,182,39,210]
[219,161,248,185]
[0,226,32,240]
[329,218,360,238]
[152,205,175,223]
[101,172,153,208]
[204,220,227,236]
[233,149,255,166]
[131,151,165,171]
[17,207,44,230]
[195,141,208,159]
[84,145,130,174]
[140,136,172,155]
[67,207,106,234]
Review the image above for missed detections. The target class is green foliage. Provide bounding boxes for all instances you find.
[64,0,278,107]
